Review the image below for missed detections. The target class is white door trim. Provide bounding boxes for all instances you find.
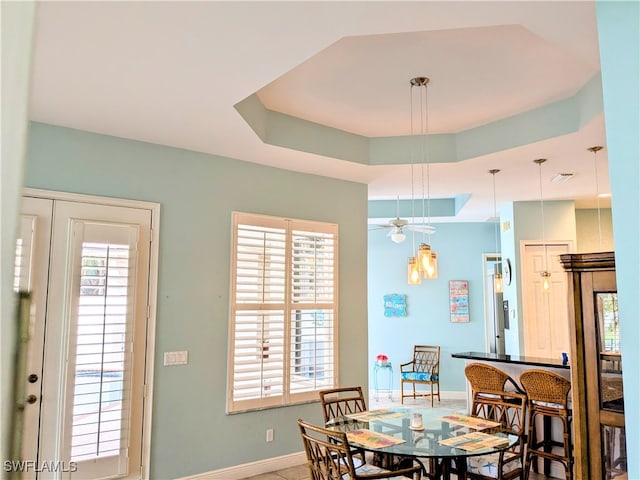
[23,188,159,479]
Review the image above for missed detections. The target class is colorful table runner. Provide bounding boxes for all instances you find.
[345,409,404,422]
[346,429,406,448]
[438,431,509,452]
[437,414,501,430]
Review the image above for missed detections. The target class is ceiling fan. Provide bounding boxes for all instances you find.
[369,197,436,243]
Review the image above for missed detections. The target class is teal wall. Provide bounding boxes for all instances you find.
[367,223,496,392]
[25,122,369,478]
[597,2,640,477]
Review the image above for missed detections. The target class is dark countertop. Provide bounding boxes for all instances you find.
[451,351,570,369]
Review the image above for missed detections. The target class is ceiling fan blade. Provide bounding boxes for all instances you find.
[368,225,393,231]
[405,225,436,234]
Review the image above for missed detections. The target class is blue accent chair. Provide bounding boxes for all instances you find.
[400,345,440,406]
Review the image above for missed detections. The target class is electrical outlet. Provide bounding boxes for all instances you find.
[266,428,274,442]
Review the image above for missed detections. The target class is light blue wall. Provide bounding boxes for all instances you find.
[367,223,496,393]
[597,2,640,477]
[25,122,369,478]
[500,201,577,354]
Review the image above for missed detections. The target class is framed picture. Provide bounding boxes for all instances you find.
[449,280,469,323]
[383,294,407,317]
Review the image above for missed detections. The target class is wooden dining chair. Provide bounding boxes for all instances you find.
[462,389,528,480]
[318,386,368,465]
[400,345,440,406]
[319,386,368,424]
[297,419,422,480]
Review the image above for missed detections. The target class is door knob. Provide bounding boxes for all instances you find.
[28,373,39,383]
[26,395,38,404]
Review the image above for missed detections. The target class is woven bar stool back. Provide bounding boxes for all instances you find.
[465,362,523,396]
[520,369,573,480]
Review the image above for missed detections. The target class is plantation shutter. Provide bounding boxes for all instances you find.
[14,215,37,292]
[228,213,338,413]
[62,220,139,479]
[289,224,336,398]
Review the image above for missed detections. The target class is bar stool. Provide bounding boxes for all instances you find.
[465,362,524,395]
[520,369,573,480]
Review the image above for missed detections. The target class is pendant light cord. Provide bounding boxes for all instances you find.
[592,147,603,250]
[536,159,548,272]
[410,86,416,253]
[492,170,499,255]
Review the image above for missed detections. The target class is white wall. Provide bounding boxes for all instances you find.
[0,0,36,464]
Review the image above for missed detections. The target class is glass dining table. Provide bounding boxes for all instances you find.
[325,406,518,480]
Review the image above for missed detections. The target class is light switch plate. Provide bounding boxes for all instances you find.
[164,351,189,366]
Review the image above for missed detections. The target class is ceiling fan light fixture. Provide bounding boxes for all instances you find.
[390,230,406,243]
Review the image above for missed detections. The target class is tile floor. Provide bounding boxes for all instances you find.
[240,394,558,480]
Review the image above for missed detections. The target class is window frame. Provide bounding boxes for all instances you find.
[227,212,339,413]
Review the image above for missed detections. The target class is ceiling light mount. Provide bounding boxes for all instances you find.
[410,77,430,87]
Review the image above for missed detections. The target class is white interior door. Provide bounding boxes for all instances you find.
[16,197,53,480]
[522,242,571,360]
[17,193,156,480]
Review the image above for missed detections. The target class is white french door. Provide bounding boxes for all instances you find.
[16,191,158,480]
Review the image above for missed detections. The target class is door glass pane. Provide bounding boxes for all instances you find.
[14,215,36,292]
[596,293,624,412]
[71,242,132,462]
[602,424,627,479]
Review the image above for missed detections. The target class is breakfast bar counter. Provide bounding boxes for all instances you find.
[451,351,569,370]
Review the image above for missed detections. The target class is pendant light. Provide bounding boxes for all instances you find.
[588,146,604,251]
[407,256,422,285]
[489,169,503,293]
[534,158,551,291]
[410,76,438,279]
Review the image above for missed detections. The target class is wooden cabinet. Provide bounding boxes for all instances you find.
[560,252,626,480]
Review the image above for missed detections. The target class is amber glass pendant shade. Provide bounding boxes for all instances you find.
[407,257,422,285]
[424,252,438,279]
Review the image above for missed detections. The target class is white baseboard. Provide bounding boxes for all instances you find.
[177,451,306,480]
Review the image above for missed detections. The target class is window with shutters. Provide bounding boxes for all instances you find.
[227,212,338,413]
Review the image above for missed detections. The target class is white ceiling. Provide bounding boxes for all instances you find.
[29,1,610,223]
